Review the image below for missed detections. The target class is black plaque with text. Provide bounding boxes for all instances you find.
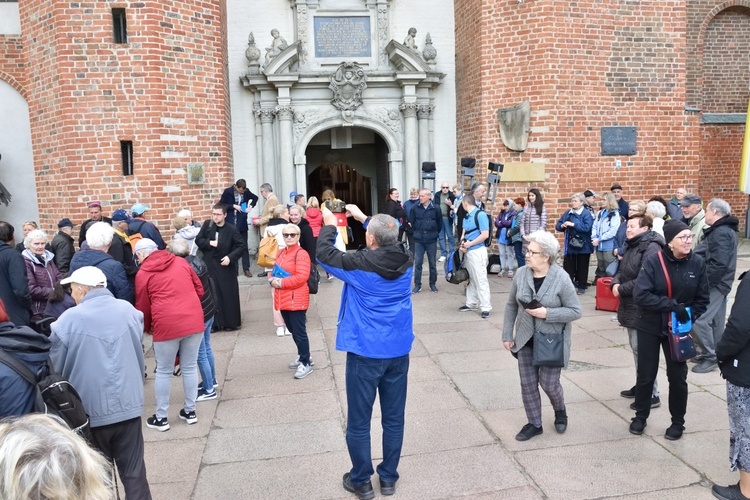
[314,16,371,58]
[601,127,637,155]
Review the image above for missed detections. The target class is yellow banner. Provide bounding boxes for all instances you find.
[739,98,750,194]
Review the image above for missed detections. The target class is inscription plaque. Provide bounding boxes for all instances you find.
[314,16,371,58]
[601,127,637,155]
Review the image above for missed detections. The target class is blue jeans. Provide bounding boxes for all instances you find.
[346,353,409,485]
[438,217,455,257]
[198,316,216,392]
[413,240,437,287]
[514,241,526,267]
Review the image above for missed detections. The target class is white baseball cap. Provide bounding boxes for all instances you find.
[60,266,107,287]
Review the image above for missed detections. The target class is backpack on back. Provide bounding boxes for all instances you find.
[128,220,145,253]
[0,350,92,440]
[445,249,469,284]
[472,210,493,247]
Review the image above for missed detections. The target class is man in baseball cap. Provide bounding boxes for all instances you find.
[52,265,152,498]
[128,203,165,250]
[50,219,76,274]
[680,194,707,248]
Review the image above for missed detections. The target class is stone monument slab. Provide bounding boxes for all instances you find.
[601,126,637,155]
[314,16,371,58]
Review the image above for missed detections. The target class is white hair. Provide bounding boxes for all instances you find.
[85,222,115,249]
[645,201,666,219]
[527,230,560,265]
[177,209,192,219]
[23,229,48,249]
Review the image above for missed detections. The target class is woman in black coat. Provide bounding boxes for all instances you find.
[631,219,709,440]
[611,215,664,404]
[713,271,750,500]
[384,188,408,241]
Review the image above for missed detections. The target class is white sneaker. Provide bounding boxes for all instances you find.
[438,256,446,262]
[294,363,313,379]
[284,328,292,336]
[288,356,315,369]
[276,326,285,337]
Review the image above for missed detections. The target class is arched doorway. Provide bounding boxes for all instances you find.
[305,127,390,248]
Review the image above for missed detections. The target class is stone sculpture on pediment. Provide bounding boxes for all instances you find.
[264,29,288,67]
[329,62,367,113]
[497,101,531,152]
[404,28,418,51]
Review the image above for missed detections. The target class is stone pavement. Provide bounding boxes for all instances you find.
[138,247,750,500]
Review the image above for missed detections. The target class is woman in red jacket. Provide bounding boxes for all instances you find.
[269,224,313,379]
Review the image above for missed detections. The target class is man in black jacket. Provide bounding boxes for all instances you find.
[408,189,442,293]
[692,198,739,374]
[219,179,259,278]
[0,222,31,326]
[50,218,76,275]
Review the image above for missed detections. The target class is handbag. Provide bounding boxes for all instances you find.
[568,233,585,249]
[531,317,565,367]
[257,229,279,268]
[657,251,697,362]
[605,259,619,277]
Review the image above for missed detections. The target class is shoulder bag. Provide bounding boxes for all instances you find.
[531,317,565,368]
[257,229,279,268]
[657,251,697,362]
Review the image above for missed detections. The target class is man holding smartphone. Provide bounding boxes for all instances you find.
[458,194,492,318]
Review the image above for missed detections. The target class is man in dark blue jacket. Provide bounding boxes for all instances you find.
[408,188,443,293]
[219,179,259,277]
[317,205,413,500]
[0,222,31,326]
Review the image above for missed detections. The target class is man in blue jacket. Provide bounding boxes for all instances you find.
[317,205,413,500]
[408,188,443,293]
[50,266,151,499]
[219,179,259,277]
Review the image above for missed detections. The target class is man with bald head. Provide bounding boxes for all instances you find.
[407,188,442,293]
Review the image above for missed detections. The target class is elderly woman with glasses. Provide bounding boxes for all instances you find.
[502,230,582,442]
[629,219,709,440]
[269,224,313,379]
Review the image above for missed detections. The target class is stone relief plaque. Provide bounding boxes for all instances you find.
[187,163,205,185]
[314,16,371,58]
[601,126,637,155]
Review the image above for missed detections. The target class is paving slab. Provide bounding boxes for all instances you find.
[214,390,342,428]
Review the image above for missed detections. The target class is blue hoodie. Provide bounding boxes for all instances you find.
[0,322,51,418]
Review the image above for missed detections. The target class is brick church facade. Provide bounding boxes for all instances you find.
[0,0,748,235]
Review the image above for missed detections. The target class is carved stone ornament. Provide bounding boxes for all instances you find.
[264,29,288,67]
[399,102,419,118]
[329,62,367,112]
[245,32,261,74]
[276,105,294,121]
[497,101,531,152]
[404,27,418,51]
[422,33,437,64]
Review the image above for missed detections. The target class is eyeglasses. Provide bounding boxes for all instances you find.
[282,233,299,238]
[441,186,449,189]
[525,250,542,256]
[676,234,693,242]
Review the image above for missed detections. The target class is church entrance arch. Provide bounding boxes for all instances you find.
[305,126,390,248]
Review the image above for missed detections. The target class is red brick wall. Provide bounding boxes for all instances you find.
[702,7,750,113]
[0,35,27,97]
[700,123,748,220]
[18,0,232,237]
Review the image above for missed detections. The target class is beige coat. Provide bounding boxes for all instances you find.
[257,193,279,234]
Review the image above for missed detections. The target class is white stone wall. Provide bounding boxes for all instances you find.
[0,3,21,35]
[226,0,456,206]
[0,80,39,232]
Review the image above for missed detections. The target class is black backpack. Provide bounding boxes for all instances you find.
[444,249,469,284]
[0,350,92,440]
[472,209,493,247]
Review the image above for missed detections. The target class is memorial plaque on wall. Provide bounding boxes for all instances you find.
[314,16,371,58]
[601,126,637,155]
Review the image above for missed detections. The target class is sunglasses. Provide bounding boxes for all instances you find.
[282,233,299,238]
[441,186,449,189]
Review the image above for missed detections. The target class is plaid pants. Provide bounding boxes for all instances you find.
[517,344,565,427]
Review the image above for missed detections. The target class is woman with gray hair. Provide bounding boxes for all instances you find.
[22,229,67,322]
[0,414,114,500]
[503,230,582,441]
[555,193,594,294]
[645,200,666,237]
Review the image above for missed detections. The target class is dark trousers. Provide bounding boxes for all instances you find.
[240,229,250,271]
[634,331,688,425]
[413,240,437,287]
[90,417,152,500]
[513,241,525,267]
[346,353,409,485]
[281,310,310,366]
[563,252,591,289]
[406,234,414,256]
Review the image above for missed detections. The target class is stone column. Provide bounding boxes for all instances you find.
[400,101,419,191]
[428,101,435,166]
[276,105,295,201]
[258,108,277,186]
[417,104,430,168]
[253,101,263,183]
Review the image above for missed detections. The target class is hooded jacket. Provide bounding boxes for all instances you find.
[694,214,739,295]
[49,288,145,427]
[70,248,134,304]
[634,246,710,336]
[22,249,62,321]
[611,230,665,328]
[135,250,204,341]
[317,224,414,359]
[0,321,50,418]
[0,241,31,326]
[717,271,750,387]
[306,207,323,237]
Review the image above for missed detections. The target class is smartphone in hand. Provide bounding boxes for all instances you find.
[521,299,543,310]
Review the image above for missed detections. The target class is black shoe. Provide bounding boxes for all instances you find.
[515,423,543,441]
[379,479,396,496]
[554,409,568,433]
[664,423,684,441]
[243,269,252,278]
[630,396,661,410]
[620,386,636,398]
[179,408,198,425]
[712,482,750,500]
[146,414,170,432]
[629,417,646,435]
[342,473,375,500]
[257,271,267,277]
[412,285,422,294]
